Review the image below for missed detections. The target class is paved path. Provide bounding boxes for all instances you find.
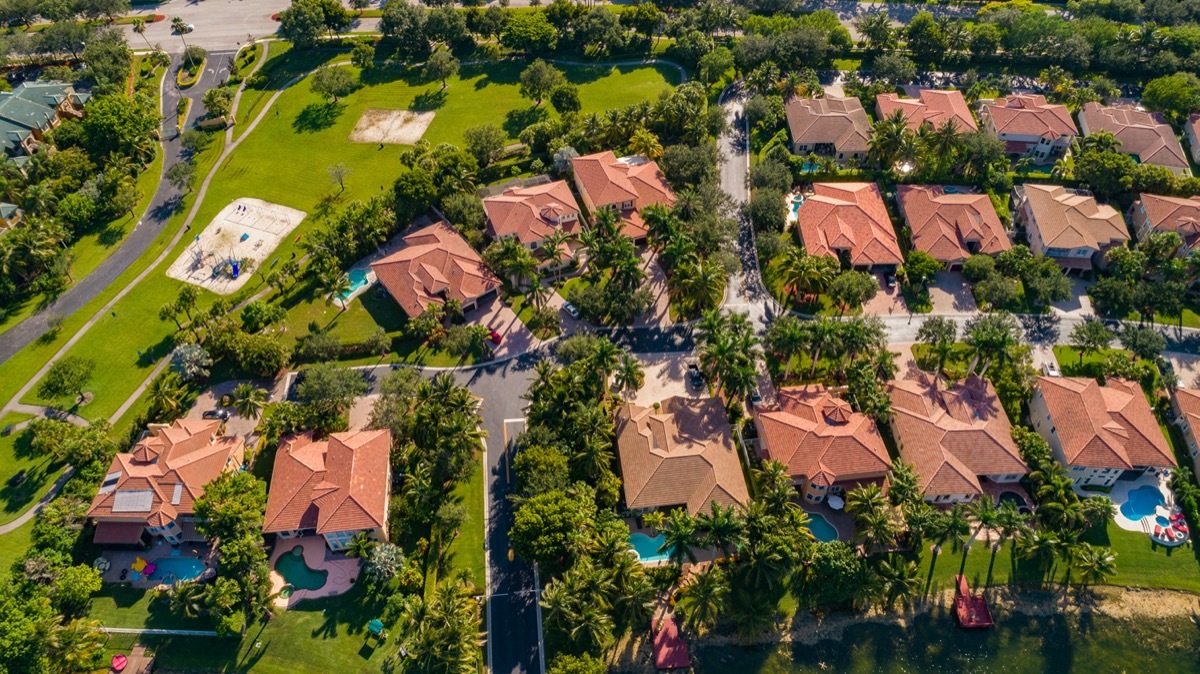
[0,468,75,535]
[0,51,234,366]
[101,627,220,636]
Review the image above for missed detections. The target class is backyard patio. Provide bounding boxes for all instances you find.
[1103,471,1189,547]
[268,535,360,609]
[96,544,217,589]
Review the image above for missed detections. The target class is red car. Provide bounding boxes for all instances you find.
[488,328,503,344]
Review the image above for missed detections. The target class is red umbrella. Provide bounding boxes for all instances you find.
[112,654,128,672]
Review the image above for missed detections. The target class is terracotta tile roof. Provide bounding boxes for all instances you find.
[1020,184,1129,250]
[93,522,147,545]
[371,220,500,318]
[796,182,902,267]
[784,96,871,154]
[1037,376,1174,470]
[263,430,392,535]
[984,94,1077,140]
[1080,103,1190,173]
[1175,388,1200,446]
[876,90,977,133]
[897,185,1010,262]
[615,397,750,515]
[754,385,891,485]
[888,375,1027,498]
[88,419,245,528]
[483,180,582,246]
[1188,114,1200,162]
[571,151,675,212]
[1136,194,1200,250]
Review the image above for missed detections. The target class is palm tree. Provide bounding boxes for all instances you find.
[612,352,644,400]
[939,503,973,552]
[323,272,352,311]
[1072,542,1117,587]
[232,383,267,420]
[45,618,106,673]
[661,507,699,567]
[807,317,842,378]
[776,247,836,306]
[169,581,208,619]
[539,229,573,271]
[696,501,746,556]
[673,257,727,316]
[570,605,615,652]
[132,18,155,51]
[855,506,899,553]
[346,531,378,559]
[148,372,186,419]
[868,111,908,169]
[629,127,664,160]
[969,495,999,540]
[527,271,551,311]
[171,16,190,49]
[588,338,623,397]
[846,483,889,517]
[676,565,728,634]
[963,312,1020,376]
[764,314,809,382]
[876,556,920,609]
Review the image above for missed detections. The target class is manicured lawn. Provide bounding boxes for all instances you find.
[444,459,485,589]
[763,260,849,317]
[506,292,560,339]
[90,584,213,631]
[0,519,32,572]
[99,581,392,674]
[0,414,66,525]
[1053,346,1160,391]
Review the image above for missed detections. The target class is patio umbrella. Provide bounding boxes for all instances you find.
[93,557,111,572]
[827,494,845,510]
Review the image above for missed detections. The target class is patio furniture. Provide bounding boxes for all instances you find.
[367,618,388,642]
[827,494,845,510]
[93,557,111,572]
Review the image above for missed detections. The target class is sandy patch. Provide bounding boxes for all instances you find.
[166,198,306,295]
[349,108,435,144]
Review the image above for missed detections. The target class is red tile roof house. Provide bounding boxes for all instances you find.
[887,375,1028,504]
[482,180,583,269]
[784,96,871,163]
[795,182,903,271]
[1185,114,1200,165]
[876,89,978,133]
[570,151,676,242]
[88,419,245,547]
[1171,388,1200,476]
[263,430,393,551]
[1030,376,1175,487]
[896,185,1010,270]
[753,385,892,504]
[1078,103,1192,177]
[370,220,501,318]
[978,94,1077,163]
[1129,193,1200,255]
[615,396,750,516]
[1013,183,1129,273]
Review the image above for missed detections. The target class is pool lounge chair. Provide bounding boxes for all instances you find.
[1155,525,1163,538]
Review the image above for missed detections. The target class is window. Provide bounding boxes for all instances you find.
[325,530,357,550]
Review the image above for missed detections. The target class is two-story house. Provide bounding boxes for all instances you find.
[895,185,1010,270]
[876,89,978,134]
[1172,388,1200,476]
[1013,184,1129,273]
[888,375,1027,504]
[753,385,892,503]
[784,96,872,163]
[370,220,501,318]
[1129,193,1200,256]
[0,81,90,156]
[1030,376,1174,487]
[263,430,393,552]
[795,182,903,271]
[979,94,1077,162]
[482,180,582,268]
[88,419,245,547]
[570,151,675,242]
[1078,103,1191,177]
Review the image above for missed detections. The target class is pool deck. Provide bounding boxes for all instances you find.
[98,544,217,590]
[1102,472,1177,533]
[269,536,361,609]
[800,501,854,543]
[625,518,721,570]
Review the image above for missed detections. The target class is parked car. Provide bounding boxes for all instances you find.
[1042,361,1062,377]
[182,23,195,33]
[687,363,704,391]
[884,272,897,289]
[488,328,502,345]
[562,301,580,319]
[202,409,230,420]
[749,387,763,407]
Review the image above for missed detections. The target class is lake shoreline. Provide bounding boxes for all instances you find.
[611,586,1200,673]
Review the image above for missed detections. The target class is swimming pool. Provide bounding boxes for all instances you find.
[807,513,839,542]
[1120,485,1164,521]
[629,532,673,564]
[340,268,370,299]
[789,197,805,216]
[148,557,205,583]
[997,491,1025,508]
[274,545,328,591]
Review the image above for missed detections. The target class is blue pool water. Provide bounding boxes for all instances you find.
[1120,485,1165,520]
[629,532,673,563]
[790,197,805,215]
[807,513,839,542]
[341,268,370,299]
[1157,515,1172,527]
[147,557,205,583]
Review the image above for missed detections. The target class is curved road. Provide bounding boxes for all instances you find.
[0,52,236,365]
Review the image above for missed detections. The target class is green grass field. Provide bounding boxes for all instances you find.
[443,459,485,589]
[0,414,66,525]
[0,519,32,572]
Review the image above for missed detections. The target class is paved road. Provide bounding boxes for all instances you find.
[0,52,234,365]
[122,0,288,54]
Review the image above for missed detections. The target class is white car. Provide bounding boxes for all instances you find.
[561,301,580,319]
[1042,361,1062,377]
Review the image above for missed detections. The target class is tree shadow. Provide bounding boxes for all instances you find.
[150,194,185,222]
[503,106,548,139]
[293,101,346,134]
[96,223,128,247]
[409,88,447,112]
